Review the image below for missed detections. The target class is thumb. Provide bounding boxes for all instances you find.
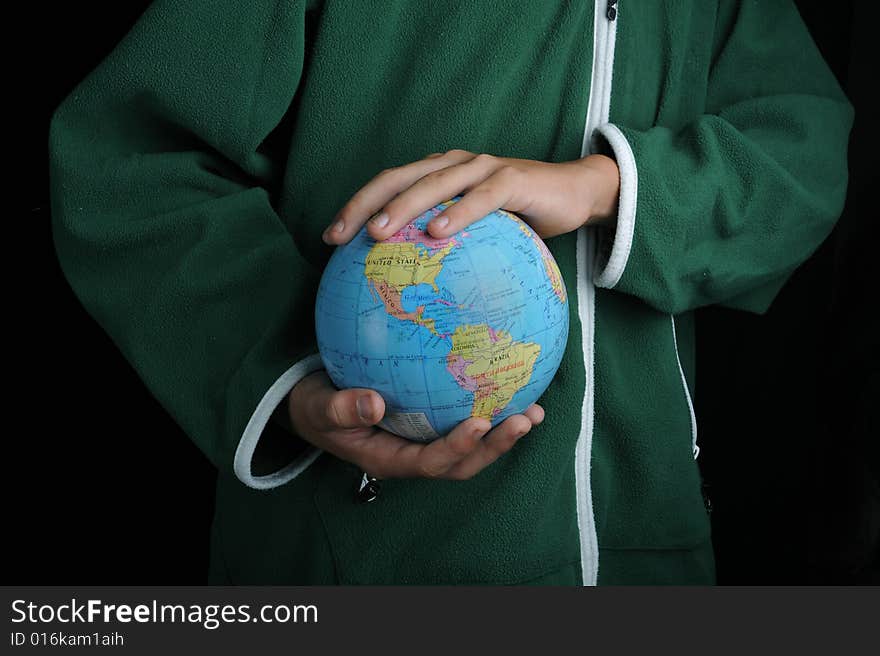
[324,388,386,429]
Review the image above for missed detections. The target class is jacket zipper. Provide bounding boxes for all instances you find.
[574,0,619,588]
[606,0,618,21]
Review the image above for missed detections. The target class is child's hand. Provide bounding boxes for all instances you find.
[287,371,543,480]
[322,150,619,245]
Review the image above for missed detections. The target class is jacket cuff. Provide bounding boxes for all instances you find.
[591,123,638,289]
[233,353,324,490]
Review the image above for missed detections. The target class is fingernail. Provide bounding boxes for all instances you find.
[370,212,389,228]
[322,221,344,243]
[356,395,373,421]
[431,215,449,230]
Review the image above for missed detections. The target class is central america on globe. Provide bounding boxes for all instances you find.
[315,197,570,442]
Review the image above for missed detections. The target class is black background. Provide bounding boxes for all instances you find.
[14,0,877,584]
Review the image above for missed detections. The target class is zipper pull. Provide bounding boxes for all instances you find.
[606,0,618,21]
[356,471,381,503]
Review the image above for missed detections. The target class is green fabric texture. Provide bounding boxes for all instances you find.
[49,0,321,477]
[598,541,717,586]
[49,0,852,585]
[597,1,853,314]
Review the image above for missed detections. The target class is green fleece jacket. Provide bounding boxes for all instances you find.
[49,0,852,585]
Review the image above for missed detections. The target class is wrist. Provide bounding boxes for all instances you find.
[579,154,620,227]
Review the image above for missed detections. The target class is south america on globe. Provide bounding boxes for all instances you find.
[315,198,569,442]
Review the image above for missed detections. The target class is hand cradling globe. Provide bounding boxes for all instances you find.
[315,198,569,442]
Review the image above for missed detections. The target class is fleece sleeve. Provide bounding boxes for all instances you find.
[593,0,854,315]
[48,0,324,489]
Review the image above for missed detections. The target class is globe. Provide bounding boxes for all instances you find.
[315,198,569,442]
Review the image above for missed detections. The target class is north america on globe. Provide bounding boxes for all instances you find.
[315,198,569,441]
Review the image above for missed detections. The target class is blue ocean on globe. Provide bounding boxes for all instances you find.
[315,198,569,441]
